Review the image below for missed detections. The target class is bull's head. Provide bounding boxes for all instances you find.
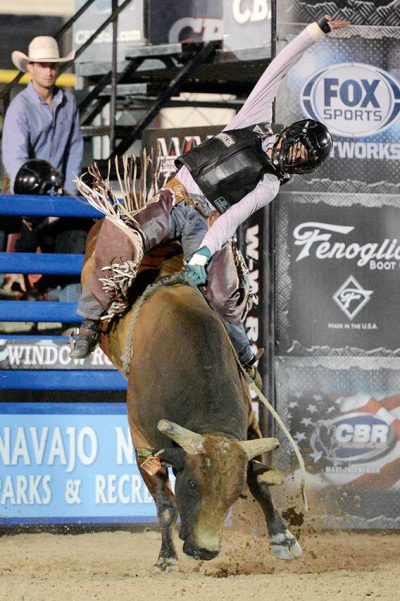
[157,419,279,561]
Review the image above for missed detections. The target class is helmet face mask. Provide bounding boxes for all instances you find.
[271,119,333,175]
[14,159,64,196]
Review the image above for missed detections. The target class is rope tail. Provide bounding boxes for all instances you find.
[248,380,309,512]
[220,321,309,512]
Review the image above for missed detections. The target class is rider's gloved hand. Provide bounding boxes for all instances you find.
[183,246,212,286]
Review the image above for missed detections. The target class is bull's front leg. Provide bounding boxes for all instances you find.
[247,461,302,560]
[137,458,179,572]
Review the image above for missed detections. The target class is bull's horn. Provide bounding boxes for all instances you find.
[240,438,279,461]
[157,420,204,455]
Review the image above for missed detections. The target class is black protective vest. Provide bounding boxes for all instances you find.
[175,124,282,213]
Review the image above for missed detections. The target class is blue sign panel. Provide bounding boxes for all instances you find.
[0,403,157,526]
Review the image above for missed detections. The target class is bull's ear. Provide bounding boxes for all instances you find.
[158,448,186,471]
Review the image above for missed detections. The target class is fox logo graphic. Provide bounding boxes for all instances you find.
[301,62,400,137]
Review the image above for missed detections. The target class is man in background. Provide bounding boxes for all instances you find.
[0,36,85,305]
[2,35,82,194]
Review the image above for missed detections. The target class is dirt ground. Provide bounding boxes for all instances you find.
[1,509,399,601]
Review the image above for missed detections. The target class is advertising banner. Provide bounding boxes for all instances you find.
[0,403,157,526]
[269,0,400,531]
[143,126,221,189]
[0,338,114,371]
[73,0,145,65]
[275,25,400,193]
[240,211,269,392]
[146,0,223,45]
[275,191,400,356]
[223,0,272,52]
[275,356,400,529]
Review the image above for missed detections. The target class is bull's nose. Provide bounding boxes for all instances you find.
[183,540,218,561]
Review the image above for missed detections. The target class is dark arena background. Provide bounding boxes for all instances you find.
[0,1,399,599]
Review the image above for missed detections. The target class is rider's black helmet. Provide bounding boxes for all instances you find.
[271,119,333,175]
[14,159,64,195]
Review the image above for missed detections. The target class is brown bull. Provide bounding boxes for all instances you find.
[83,227,302,570]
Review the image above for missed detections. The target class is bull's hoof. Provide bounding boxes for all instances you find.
[269,529,302,560]
[183,540,218,561]
[153,557,179,573]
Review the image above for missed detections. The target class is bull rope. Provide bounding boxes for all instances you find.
[120,273,190,376]
[119,273,308,512]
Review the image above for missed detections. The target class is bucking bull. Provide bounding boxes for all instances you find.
[82,222,302,571]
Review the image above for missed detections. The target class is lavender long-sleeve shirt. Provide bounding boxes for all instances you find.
[176,22,326,255]
[2,82,83,194]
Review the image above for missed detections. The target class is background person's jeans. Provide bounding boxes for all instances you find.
[47,282,82,303]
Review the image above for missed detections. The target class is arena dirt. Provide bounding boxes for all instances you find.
[1,496,399,601]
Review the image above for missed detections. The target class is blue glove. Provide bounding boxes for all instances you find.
[183,246,212,287]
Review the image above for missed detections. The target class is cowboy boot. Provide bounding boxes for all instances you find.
[70,318,101,359]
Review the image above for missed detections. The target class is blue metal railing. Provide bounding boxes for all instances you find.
[0,300,80,323]
[0,194,127,391]
[0,194,101,324]
[0,370,126,390]
[0,195,101,218]
[0,252,83,275]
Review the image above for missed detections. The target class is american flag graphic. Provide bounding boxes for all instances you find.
[286,391,400,492]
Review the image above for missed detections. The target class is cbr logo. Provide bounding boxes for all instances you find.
[310,413,393,464]
[232,0,271,24]
[301,62,400,137]
[168,18,223,43]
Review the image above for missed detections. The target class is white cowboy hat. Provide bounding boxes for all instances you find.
[12,36,75,72]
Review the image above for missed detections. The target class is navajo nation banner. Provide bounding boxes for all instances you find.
[0,403,157,526]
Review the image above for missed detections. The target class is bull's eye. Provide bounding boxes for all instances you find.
[188,480,197,490]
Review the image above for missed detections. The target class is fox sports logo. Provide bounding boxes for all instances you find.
[301,62,400,137]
